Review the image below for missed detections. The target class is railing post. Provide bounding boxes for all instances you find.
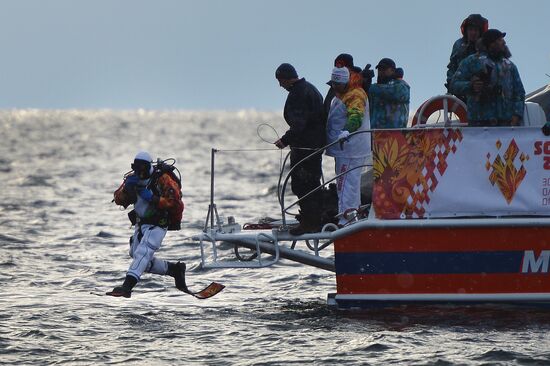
[204,148,219,232]
[210,148,216,229]
[443,97,450,125]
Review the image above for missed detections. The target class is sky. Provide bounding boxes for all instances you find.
[0,0,549,111]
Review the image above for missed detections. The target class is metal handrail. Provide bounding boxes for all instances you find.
[197,230,280,268]
[204,148,222,232]
[205,125,468,231]
[278,129,374,227]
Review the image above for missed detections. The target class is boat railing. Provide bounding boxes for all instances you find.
[196,230,280,269]
[278,129,374,229]
[202,124,472,234]
[197,136,360,270]
[198,143,338,269]
[202,131,374,233]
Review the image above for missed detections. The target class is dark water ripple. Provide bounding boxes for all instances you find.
[2,110,550,364]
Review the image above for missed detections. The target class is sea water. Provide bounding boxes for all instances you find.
[1,109,550,365]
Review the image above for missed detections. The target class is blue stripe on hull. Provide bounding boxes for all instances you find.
[334,251,524,275]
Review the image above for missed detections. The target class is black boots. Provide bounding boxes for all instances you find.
[289,211,321,236]
[107,262,188,298]
[106,275,138,298]
[168,261,188,292]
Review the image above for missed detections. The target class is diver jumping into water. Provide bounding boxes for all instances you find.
[107,151,223,299]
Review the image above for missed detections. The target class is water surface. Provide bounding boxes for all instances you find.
[1,110,550,365]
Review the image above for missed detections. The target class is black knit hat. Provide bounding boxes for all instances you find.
[375,58,396,70]
[482,29,506,48]
[334,53,354,68]
[275,63,298,80]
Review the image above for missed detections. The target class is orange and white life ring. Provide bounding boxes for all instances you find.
[411,95,468,126]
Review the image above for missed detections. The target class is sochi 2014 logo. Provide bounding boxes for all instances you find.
[486,138,528,204]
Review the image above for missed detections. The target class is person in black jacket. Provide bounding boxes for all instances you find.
[275,63,325,235]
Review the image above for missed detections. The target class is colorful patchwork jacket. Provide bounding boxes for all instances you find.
[326,88,371,158]
[340,87,368,133]
[368,79,410,129]
[450,53,525,123]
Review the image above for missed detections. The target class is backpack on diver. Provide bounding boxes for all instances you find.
[113,158,184,230]
[150,159,184,231]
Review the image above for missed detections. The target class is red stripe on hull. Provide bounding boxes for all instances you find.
[335,226,550,253]
[337,273,550,294]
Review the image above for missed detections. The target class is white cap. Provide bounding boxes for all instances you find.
[134,151,152,163]
[331,66,350,84]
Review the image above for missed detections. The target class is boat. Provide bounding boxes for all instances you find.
[192,90,550,310]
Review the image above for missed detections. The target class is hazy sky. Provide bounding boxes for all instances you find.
[1,0,549,111]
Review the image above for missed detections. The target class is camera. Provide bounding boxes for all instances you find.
[361,64,375,91]
[474,65,502,102]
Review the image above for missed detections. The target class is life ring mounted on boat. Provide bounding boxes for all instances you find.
[411,95,468,126]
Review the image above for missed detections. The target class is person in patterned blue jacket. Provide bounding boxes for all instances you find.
[450,29,525,126]
[369,58,410,129]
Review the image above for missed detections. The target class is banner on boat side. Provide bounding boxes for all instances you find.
[372,127,550,219]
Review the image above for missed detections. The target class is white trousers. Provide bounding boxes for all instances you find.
[127,224,169,280]
[334,156,366,225]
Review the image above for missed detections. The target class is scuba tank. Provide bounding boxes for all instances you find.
[149,158,184,231]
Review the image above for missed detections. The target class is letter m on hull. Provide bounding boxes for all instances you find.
[522,250,550,273]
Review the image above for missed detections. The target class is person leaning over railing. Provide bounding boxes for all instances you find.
[449,29,525,127]
[274,63,326,235]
